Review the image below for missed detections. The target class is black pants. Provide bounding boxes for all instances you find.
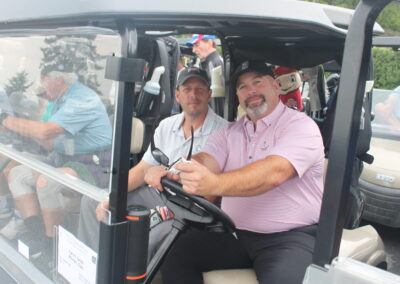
[161,224,317,284]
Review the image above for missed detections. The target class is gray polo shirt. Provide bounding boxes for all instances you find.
[142,107,228,166]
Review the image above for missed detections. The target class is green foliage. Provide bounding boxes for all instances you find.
[302,1,400,90]
[302,1,400,35]
[372,47,400,90]
[4,71,33,96]
[377,3,400,36]
[325,0,357,9]
[302,0,357,9]
[40,35,105,95]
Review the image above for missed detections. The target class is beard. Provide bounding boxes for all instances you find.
[245,95,268,116]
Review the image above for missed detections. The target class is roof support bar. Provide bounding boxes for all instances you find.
[97,23,141,284]
[313,0,392,268]
[108,23,139,223]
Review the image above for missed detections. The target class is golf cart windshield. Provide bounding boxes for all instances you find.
[0,28,120,284]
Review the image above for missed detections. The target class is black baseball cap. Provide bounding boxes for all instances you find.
[176,67,210,89]
[231,60,275,89]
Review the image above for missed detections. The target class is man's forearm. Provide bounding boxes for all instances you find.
[127,168,146,192]
[127,160,151,192]
[216,155,296,197]
[2,116,62,140]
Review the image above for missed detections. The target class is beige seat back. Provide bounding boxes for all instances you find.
[130,117,145,154]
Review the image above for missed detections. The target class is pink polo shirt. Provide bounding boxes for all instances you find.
[202,102,324,233]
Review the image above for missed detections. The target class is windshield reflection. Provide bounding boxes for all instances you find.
[372,88,400,139]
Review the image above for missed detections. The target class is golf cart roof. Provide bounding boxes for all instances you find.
[0,0,381,30]
[0,0,384,69]
[373,36,400,49]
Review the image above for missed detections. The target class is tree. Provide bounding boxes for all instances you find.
[4,71,33,96]
[303,1,400,35]
[377,3,400,36]
[302,0,357,9]
[40,35,105,95]
[302,0,400,89]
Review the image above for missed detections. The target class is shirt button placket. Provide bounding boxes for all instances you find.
[249,138,255,161]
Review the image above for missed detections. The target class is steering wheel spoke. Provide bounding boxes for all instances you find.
[161,177,236,234]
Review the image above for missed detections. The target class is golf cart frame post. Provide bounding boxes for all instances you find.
[97,25,151,284]
[313,0,393,268]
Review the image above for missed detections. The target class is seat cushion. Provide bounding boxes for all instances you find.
[203,268,258,284]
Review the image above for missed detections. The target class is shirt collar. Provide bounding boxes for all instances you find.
[57,81,78,103]
[200,107,218,135]
[172,112,186,133]
[172,107,217,137]
[242,101,286,131]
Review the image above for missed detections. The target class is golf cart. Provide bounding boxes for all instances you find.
[0,0,397,283]
[358,36,400,228]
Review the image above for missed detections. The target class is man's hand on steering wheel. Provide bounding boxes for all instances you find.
[160,177,235,235]
[144,165,180,191]
[174,159,220,197]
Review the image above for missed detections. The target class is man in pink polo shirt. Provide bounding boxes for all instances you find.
[155,60,325,284]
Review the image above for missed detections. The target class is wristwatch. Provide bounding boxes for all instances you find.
[0,112,9,125]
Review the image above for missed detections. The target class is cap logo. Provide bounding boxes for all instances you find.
[241,61,249,71]
[188,67,199,74]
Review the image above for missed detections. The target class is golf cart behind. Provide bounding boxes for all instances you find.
[358,36,400,228]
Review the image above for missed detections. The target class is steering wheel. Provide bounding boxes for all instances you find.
[160,177,236,234]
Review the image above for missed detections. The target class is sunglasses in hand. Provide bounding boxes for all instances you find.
[151,125,194,174]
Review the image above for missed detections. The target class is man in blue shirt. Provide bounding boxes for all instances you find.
[47,79,111,155]
[0,67,112,259]
[0,87,15,220]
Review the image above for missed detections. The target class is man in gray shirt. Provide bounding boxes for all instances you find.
[78,67,228,255]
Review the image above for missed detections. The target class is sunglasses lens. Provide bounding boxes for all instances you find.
[152,149,169,166]
[160,156,169,166]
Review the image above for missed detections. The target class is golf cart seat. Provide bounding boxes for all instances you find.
[204,268,258,284]
[130,117,146,154]
[203,225,386,284]
[339,225,386,267]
